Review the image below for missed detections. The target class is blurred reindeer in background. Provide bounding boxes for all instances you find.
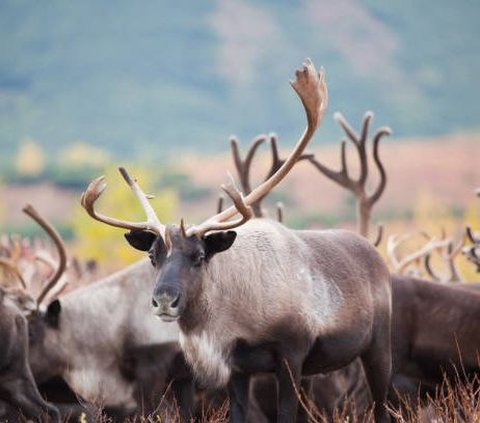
[0,205,66,422]
[305,112,480,415]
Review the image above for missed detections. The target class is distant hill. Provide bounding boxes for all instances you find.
[0,0,479,161]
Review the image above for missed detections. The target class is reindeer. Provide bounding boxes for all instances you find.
[21,231,190,418]
[302,110,480,409]
[0,264,60,421]
[391,274,480,392]
[82,60,393,423]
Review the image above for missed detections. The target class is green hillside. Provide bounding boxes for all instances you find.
[0,0,478,162]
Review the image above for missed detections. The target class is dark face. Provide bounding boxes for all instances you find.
[125,226,236,322]
[27,299,62,382]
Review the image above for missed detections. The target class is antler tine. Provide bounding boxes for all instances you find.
[266,134,314,178]
[230,135,268,217]
[334,111,371,188]
[230,135,267,193]
[446,235,464,282]
[386,233,412,271]
[365,126,392,207]
[463,226,480,272]
[424,253,441,281]
[81,168,166,238]
[466,226,480,244]
[424,234,465,283]
[217,194,225,214]
[186,59,327,238]
[372,224,384,247]
[0,257,27,289]
[276,201,284,223]
[22,204,67,305]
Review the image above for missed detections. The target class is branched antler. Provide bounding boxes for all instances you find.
[230,133,313,218]
[387,232,451,275]
[424,234,464,283]
[81,168,166,238]
[463,226,480,272]
[230,135,267,217]
[187,59,327,237]
[308,112,391,239]
[82,59,328,240]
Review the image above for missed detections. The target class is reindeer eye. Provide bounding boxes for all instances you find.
[148,250,156,267]
[192,252,205,267]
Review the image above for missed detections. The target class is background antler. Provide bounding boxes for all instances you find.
[424,235,464,283]
[22,204,68,305]
[186,59,328,237]
[463,226,480,272]
[230,135,267,217]
[308,112,391,240]
[0,257,27,289]
[230,134,313,218]
[386,231,451,275]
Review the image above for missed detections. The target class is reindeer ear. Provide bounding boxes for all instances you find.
[124,230,157,251]
[204,231,237,260]
[46,299,61,328]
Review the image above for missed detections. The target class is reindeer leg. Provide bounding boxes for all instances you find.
[296,377,313,423]
[0,374,61,422]
[360,316,392,423]
[276,355,303,423]
[228,371,251,423]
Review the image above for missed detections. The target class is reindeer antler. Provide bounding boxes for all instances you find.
[230,133,313,219]
[230,135,267,217]
[424,235,464,283]
[463,226,480,272]
[186,59,327,237]
[81,168,166,239]
[387,232,451,275]
[82,59,327,240]
[308,112,391,239]
[0,257,27,289]
[22,205,68,305]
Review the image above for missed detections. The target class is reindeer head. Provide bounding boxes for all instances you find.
[125,225,236,321]
[81,59,328,323]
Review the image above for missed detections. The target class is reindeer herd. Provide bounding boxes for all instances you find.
[1,60,479,422]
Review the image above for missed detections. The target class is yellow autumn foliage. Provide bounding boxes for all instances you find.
[15,138,45,176]
[70,166,177,268]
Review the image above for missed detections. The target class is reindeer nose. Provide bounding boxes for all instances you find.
[152,292,180,312]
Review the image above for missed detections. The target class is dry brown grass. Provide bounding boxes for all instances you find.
[21,373,480,422]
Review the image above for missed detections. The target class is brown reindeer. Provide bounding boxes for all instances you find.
[391,274,480,392]
[82,60,393,423]
[308,122,480,401]
[0,286,61,422]
[0,224,61,422]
